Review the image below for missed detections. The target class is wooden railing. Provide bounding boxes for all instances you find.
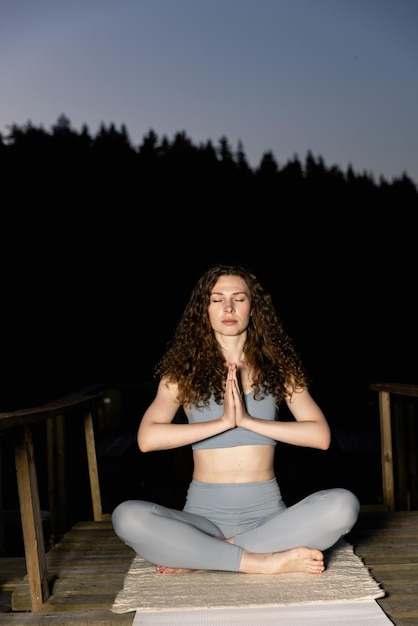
[369,382,418,511]
[0,391,105,612]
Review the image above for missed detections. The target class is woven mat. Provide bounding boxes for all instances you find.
[112,540,385,615]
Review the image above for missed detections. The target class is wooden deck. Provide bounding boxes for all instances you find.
[0,509,417,625]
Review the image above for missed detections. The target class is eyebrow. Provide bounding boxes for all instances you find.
[210,291,248,296]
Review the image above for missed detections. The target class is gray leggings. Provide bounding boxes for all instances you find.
[111,479,360,571]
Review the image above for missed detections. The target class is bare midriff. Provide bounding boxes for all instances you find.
[192,444,276,483]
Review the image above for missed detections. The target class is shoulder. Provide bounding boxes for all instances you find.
[143,377,181,419]
[158,377,180,399]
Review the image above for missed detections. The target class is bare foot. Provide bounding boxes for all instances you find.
[154,540,323,576]
[239,546,325,575]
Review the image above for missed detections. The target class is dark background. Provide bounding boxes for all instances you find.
[1,119,416,412]
[1,121,417,553]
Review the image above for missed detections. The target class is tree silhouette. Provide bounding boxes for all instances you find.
[1,114,417,394]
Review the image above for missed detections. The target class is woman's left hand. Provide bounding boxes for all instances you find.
[228,363,249,428]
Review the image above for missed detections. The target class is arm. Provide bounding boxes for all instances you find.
[137,378,234,452]
[279,388,331,449]
[229,366,331,450]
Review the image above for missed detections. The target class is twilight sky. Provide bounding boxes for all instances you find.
[1,0,417,184]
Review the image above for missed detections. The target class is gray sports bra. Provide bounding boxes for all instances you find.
[187,389,278,450]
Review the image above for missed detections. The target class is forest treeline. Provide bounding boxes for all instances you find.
[1,114,417,402]
[1,114,417,208]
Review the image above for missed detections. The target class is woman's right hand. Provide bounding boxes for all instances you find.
[222,363,249,429]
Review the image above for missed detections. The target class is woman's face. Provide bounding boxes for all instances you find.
[207,275,252,337]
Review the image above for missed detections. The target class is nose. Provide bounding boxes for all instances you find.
[224,301,235,313]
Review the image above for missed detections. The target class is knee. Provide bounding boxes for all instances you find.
[112,500,147,538]
[331,488,360,530]
[111,501,131,536]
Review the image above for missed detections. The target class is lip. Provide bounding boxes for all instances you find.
[222,320,237,325]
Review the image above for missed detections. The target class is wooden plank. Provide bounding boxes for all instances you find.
[50,576,127,593]
[71,520,114,530]
[12,585,120,612]
[10,520,135,612]
[379,390,395,511]
[353,542,418,552]
[43,593,123,611]
[55,531,127,544]
[372,581,418,594]
[0,558,26,591]
[0,394,103,431]
[84,410,104,522]
[369,383,418,398]
[373,568,418,582]
[0,609,134,624]
[14,425,50,611]
[377,597,418,618]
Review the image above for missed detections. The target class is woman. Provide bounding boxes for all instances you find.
[112,264,360,575]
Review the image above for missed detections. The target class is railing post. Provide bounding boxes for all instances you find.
[14,425,50,611]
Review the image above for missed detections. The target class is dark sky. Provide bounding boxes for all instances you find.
[1,0,417,184]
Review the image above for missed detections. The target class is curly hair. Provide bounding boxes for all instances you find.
[154,265,309,407]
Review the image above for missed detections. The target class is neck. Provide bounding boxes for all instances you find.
[217,335,247,365]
